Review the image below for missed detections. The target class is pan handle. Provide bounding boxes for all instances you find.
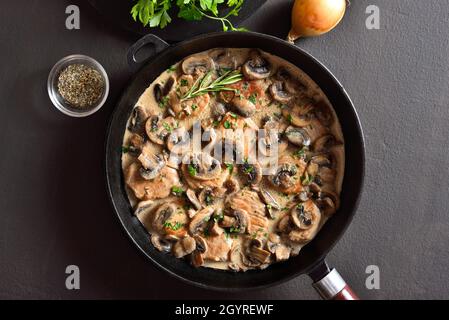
[127,34,169,67]
[309,260,359,300]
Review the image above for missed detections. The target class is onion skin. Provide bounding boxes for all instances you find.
[288,0,347,43]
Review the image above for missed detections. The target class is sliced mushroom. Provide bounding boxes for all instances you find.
[166,127,190,154]
[134,200,156,216]
[259,118,287,156]
[270,163,298,190]
[290,203,314,230]
[219,215,236,228]
[127,133,145,155]
[191,251,204,267]
[211,101,227,117]
[150,234,172,253]
[313,134,340,153]
[209,48,238,71]
[194,235,208,254]
[152,203,176,233]
[184,153,222,181]
[173,236,196,258]
[275,245,291,262]
[314,100,334,126]
[230,96,257,117]
[145,115,177,145]
[223,177,240,194]
[186,189,202,210]
[283,104,314,127]
[270,81,293,104]
[154,76,176,103]
[181,55,214,75]
[240,161,262,185]
[315,188,340,215]
[226,209,250,234]
[284,126,311,147]
[128,106,149,134]
[198,188,216,207]
[243,52,271,80]
[138,149,166,180]
[267,233,281,253]
[277,215,292,233]
[288,200,321,243]
[243,245,271,267]
[229,244,245,272]
[259,189,281,219]
[189,207,214,235]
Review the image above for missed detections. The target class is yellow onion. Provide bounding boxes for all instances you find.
[288,0,347,43]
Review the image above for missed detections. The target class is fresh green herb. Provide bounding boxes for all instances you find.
[204,215,211,222]
[248,93,257,105]
[293,147,308,159]
[229,112,238,119]
[205,194,214,206]
[229,226,240,234]
[225,163,234,174]
[301,173,314,186]
[223,120,232,129]
[171,186,184,196]
[159,96,169,108]
[163,221,184,231]
[181,70,243,101]
[122,146,130,154]
[213,211,224,222]
[213,120,221,127]
[191,104,198,110]
[180,79,189,86]
[167,65,177,72]
[188,164,197,177]
[162,122,172,132]
[287,114,293,123]
[131,0,247,32]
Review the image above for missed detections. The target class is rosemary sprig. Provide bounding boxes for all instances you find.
[181,70,243,101]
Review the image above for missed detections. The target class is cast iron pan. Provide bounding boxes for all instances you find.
[105,32,365,299]
[88,0,269,42]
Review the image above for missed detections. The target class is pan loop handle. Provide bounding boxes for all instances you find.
[127,34,169,67]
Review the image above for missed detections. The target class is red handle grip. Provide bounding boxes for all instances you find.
[312,268,360,300]
[333,284,359,300]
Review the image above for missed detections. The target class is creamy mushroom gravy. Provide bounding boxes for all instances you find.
[121,48,345,271]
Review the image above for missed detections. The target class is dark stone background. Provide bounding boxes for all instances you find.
[0,0,448,299]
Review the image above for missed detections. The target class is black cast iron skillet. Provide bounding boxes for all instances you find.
[105,31,365,299]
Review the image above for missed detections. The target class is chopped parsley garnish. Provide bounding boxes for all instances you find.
[191,104,198,110]
[223,120,232,129]
[121,146,130,154]
[159,96,169,108]
[229,112,238,119]
[188,164,197,177]
[180,79,189,86]
[213,212,224,222]
[163,221,184,231]
[167,65,177,72]
[293,147,308,159]
[248,93,257,105]
[287,114,293,123]
[301,173,314,186]
[162,122,172,132]
[171,186,184,196]
[225,163,234,174]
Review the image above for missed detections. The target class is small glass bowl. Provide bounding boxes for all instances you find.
[47,54,109,117]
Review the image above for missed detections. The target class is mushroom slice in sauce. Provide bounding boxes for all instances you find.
[314,100,335,126]
[182,55,214,75]
[240,161,262,186]
[173,236,197,258]
[183,153,222,181]
[226,209,250,234]
[137,146,166,180]
[230,95,257,117]
[186,189,202,210]
[270,81,294,104]
[259,189,281,219]
[243,52,271,80]
[154,76,176,103]
[151,234,172,253]
[283,103,314,127]
[285,126,311,147]
[288,200,321,243]
[313,134,341,153]
[189,207,214,235]
[128,106,149,134]
[145,116,177,145]
[209,48,238,71]
[152,203,177,233]
[166,127,190,155]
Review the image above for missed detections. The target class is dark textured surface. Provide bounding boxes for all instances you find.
[0,0,448,299]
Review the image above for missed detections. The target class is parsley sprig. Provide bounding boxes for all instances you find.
[131,0,247,31]
[181,70,243,101]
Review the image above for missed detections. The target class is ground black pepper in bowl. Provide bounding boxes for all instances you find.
[57,64,105,109]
